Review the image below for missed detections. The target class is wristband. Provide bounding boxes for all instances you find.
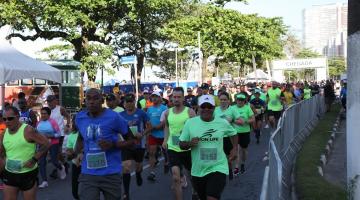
[31,157,38,162]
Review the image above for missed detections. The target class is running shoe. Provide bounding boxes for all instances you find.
[147,172,156,182]
[58,165,67,180]
[38,181,48,188]
[181,175,188,188]
[240,164,245,174]
[123,194,130,200]
[136,172,143,186]
[264,124,269,129]
[233,167,239,176]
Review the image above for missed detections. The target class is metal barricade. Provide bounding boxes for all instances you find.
[260,95,326,200]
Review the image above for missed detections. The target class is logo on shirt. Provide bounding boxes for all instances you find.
[200,129,219,142]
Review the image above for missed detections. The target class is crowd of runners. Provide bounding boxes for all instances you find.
[0,79,345,200]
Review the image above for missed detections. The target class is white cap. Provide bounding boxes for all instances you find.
[151,91,162,97]
[143,89,149,94]
[198,95,215,106]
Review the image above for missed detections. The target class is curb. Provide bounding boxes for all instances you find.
[318,114,342,177]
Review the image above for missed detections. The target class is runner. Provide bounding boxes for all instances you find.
[228,94,255,175]
[36,107,66,189]
[214,91,235,180]
[65,115,81,200]
[283,84,296,107]
[162,87,196,200]
[266,82,284,128]
[106,93,124,113]
[179,95,238,200]
[75,88,135,200]
[120,93,152,200]
[18,98,37,128]
[303,83,312,100]
[249,90,266,144]
[0,106,50,200]
[146,91,168,181]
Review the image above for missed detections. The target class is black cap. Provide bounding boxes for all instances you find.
[201,83,210,89]
[106,93,117,101]
[46,95,57,102]
[124,93,135,102]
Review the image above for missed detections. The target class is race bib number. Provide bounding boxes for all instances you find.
[200,148,217,161]
[86,152,107,169]
[6,159,22,172]
[129,126,138,136]
[172,136,180,146]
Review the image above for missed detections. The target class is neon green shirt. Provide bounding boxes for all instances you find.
[267,88,283,111]
[214,106,231,120]
[303,88,311,100]
[228,104,254,133]
[113,106,124,113]
[179,116,236,177]
[66,132,79,164]
[167,107,190,152]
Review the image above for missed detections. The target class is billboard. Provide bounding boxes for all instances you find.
[272,58,327,70]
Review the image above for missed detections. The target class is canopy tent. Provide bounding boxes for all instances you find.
[246,69,271,81]
[0,41,62,108]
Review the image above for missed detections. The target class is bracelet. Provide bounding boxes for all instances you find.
[31,157,38,162]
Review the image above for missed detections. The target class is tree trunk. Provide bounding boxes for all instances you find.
[136,44,146,91]
[202,57,208,83]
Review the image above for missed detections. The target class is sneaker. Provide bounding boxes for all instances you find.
[123,194,129,200]
[233,167,239,176]
[58,165,66,180]
[136,172,143,186]
[147,172,156,182]
[264,124,269,129]
[38,181,48,188]
[164,164,170,174]
[181,175,188,188]
[240,164,245,174]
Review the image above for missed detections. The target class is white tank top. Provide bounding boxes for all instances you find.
[51,105,65,136]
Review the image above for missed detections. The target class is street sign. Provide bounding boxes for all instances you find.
[120,56,136,65]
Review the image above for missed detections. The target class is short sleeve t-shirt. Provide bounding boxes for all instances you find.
[147,105,168,138]
[76,109,128,176]
[267,88,284,111]
[228,104,254,133]
[213,107,231,120]
[179,116,236,177]
[120,109,149,148]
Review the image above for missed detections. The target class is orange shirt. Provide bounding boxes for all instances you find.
[0,122,6,135]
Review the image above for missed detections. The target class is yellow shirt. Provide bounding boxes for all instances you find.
[283,91,294,106]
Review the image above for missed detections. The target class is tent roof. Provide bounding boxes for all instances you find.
[0,41,62,84]
[246,69,270,80]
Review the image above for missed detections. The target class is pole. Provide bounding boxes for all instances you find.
[198,31,202,83]
[134,58,139,102]
[181,59,183,80]
[347,1,360,199]
[175,48,179,87]
[0,84,5,110]
[252,53,258,83]
[266,59,272,80]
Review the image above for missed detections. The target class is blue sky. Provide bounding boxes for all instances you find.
[226,0,346,38]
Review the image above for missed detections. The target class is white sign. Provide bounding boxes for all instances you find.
[272,58,327,70]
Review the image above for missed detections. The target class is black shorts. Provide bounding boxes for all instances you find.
[121,148,145,163]
[192,172,226,200]
[238,132,250,149]
[167,150,192,171]
[223,137,233,156]
[255,114,264,121]
[267,110,282,120]
[2,168,38,191]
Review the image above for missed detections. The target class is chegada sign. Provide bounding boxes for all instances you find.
[272,58,327,70]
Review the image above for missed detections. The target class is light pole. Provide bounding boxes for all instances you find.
[175,47,178,87]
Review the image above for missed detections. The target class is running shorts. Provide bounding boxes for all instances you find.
[2,168,38,191]
[121,148,145,163]
[192,172,226,200]
[238,132,251,149]
[167,150,192,171]
[148,135,164,146]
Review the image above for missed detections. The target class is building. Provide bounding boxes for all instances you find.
[303,3,347,57]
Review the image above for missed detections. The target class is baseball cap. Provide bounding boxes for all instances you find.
[200,83,210,89]
[254,89,261,94]
[106,93,117,101]
[124,93,135,102]
[236,94,246,100]
[143,89,149,94]
[151,91,161,97]
[46,95,57,102]
[198,95,215,106]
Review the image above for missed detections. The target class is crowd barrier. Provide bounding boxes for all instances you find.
[260,95,326,200]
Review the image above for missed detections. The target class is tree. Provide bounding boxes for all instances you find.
[328,57,346,78]
[112,0,185,86]
[163,4,286,80]
[283,31,302,59]
[0,0,126,81]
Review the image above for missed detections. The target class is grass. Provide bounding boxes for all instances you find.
[295,104,346,200]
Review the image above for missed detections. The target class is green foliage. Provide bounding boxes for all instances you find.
[283,31,302,59]
[294,48,321,81]
[37,44,73,60]
[296,48,321,58]
[328,57,346,78]
[163,4,286,78]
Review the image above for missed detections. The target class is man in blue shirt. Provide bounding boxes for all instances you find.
[146,91,168,181]
[75,88,135,200]
[120,93,151,200]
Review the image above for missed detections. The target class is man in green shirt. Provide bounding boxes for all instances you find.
[266,82,285,128]
[227,94,255,175]
[179,95,238,200]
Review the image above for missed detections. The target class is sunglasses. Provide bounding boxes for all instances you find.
[3,117,16,122]
[200,104,214,109]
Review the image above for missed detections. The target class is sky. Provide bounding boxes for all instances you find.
[226,0,346,36]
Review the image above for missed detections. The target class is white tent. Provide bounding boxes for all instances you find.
[0,41,61,84]
[246,69,271,81]
[0,41,62,108]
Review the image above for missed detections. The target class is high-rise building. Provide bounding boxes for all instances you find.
[303,3,347,57]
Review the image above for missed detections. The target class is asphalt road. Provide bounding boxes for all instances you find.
[0,128,272,200]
